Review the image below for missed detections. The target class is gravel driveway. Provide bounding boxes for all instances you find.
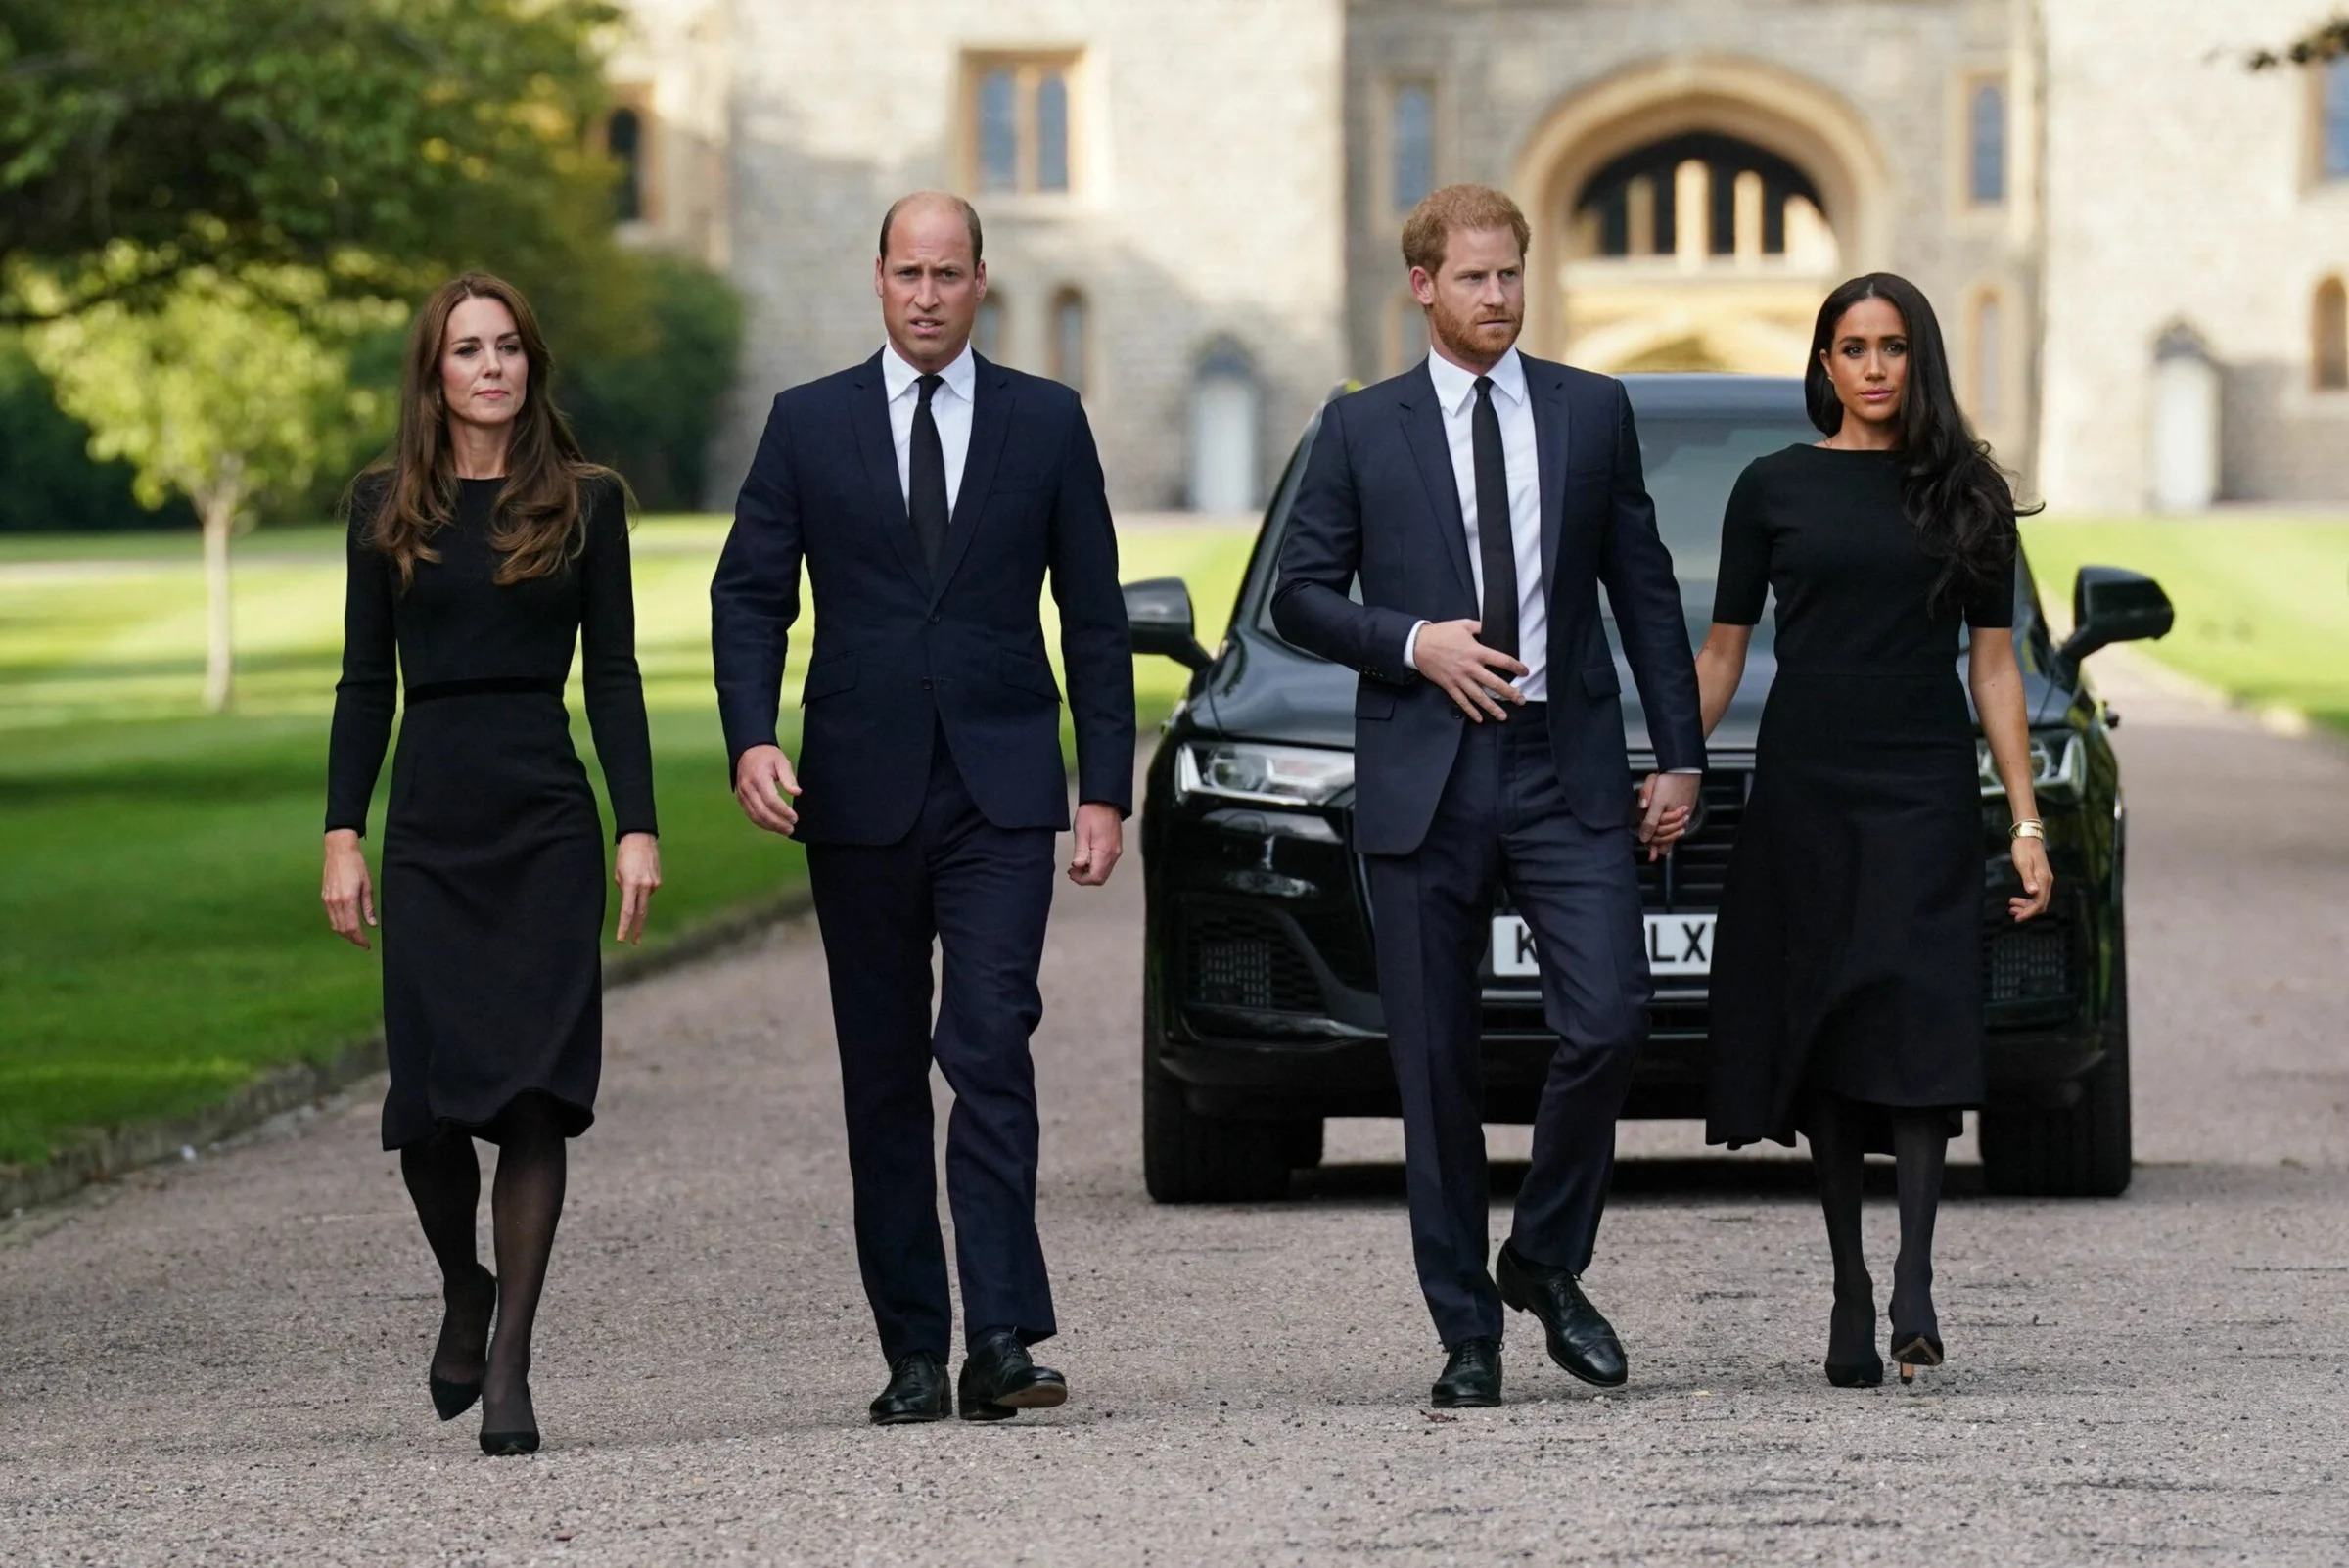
[4,653,2346,1566]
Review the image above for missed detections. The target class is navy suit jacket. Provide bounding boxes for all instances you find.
[711,350,1134,846]
[1269,354,1705,856]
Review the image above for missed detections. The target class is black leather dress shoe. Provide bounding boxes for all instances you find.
[1497,1240,1628,1388]
[1430,1336,1502,1407]
[956,1331,1068,1422]
[869,1352,952,1425]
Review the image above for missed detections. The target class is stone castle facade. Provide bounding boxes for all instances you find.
[609,1,2349,515]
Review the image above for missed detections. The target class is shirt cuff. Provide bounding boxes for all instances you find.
[1665,767,1702,774]
[1403,620,1429,672]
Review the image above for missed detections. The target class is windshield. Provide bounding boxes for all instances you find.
[1638,418,1816,584]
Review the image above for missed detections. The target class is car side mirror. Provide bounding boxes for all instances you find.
[1124,576,1214,670]
[2055,566,2174,671]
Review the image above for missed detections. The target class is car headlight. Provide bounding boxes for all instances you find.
[1175,741,1355,807]
[1978,731,2086,800]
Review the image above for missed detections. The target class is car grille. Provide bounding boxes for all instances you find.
[1983,922,2075,1004]
[1183,906,1322,1013]
[1635,769,1749,910]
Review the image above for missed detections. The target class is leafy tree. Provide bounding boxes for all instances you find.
[2248,16,2349,69]
[567,254,744,510]
[0,0,629,333]
[0,340,196,530]
[26,261,399,710]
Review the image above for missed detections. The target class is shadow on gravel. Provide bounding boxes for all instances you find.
[1291,1158,1987,1204]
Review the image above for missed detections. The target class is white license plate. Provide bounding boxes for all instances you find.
[1490,913,1717,978]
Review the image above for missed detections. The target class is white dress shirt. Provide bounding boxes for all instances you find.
[1405,346,1551,701]
[881,341,977,510]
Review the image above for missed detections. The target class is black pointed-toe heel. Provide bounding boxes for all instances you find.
[428,1266,497,1421]
[1823,1287,1883,1389]
[480,1370,540,1455]
[480,1422,540,1456]
[431,1373,483,1422]
[1892,1332,1945,1385]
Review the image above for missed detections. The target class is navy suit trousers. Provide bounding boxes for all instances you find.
[1365,704,1649,1348]
[806,734,1058,1364]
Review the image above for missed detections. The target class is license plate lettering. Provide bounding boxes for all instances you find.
[1491,913,1715,978]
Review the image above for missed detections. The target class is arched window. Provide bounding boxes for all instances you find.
[1574,134,1824,261]
[1188,344,1261,514]
[2326,61,2349,180]
[1049,289,1088,394]
[974,295,1006,362]
[1969,78,2007,206]
[1391,81,1435,213]
[608,106,645,223]
[1970,291,2005,425]
[2316,277,2349,391]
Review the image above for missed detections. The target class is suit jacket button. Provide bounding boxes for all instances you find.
[920,677,933,691]
[929,613,941,624]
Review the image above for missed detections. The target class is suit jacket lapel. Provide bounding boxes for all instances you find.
[848,351,933,591]
[1524,358,1568,596]
[929,354,1014,607]
[1397,366,1479,608]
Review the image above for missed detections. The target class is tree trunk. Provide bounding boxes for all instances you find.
[201,495,236,715]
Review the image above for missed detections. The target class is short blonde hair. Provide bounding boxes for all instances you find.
[1401,184,1531,275]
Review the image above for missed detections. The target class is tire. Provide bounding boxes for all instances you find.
[1278,1117,1326,1172]
[1980,927,2133,1198]
[1141,972,1295,1203]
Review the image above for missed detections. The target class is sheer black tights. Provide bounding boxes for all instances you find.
[399,1096,568,1430]
[1805,1091,1949,1355]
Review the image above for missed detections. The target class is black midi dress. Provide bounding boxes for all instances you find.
[326,475,656,1150]
[1703,445,2014,1149]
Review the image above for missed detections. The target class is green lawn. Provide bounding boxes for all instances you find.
[0,517,1256,1168]
[2020,517,2349,734]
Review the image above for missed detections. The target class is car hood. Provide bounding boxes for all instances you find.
[1201,591,2075,756]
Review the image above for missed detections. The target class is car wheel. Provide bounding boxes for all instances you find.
[1141,969,1295,1203]
[1980,924,2133,1198]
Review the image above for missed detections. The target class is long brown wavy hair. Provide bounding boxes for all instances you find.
[354,272,620,588]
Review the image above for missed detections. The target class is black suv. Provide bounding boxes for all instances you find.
[1128,374,2174,1203]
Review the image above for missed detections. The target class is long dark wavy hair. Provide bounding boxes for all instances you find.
[351,272,622,589]
[1804,272,2038,611]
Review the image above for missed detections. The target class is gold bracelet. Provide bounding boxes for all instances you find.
[2008,819,2045,842]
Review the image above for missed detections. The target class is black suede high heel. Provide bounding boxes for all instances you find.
[428,1266,497,1421]
[479,1417,540,1456]
[480,1373,540,1455]
[1823,1287,1883,1389]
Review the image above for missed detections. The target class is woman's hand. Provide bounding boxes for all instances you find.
[2009,835,2053,922]
[616,832,662,945]
[322,829,377,948]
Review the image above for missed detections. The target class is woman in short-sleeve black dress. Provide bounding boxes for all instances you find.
[322,274,661,1454]
[1694,275,2050,1389]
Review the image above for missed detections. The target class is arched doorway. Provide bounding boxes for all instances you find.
[1511,57,1890,376]
[1187,342,1262,514]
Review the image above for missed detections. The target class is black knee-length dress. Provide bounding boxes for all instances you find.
[326,474,655,1150]
[1703,445,2014,1148]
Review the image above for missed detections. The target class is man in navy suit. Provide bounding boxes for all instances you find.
[1272,185,1703,1407]
[712,192,1133,1424]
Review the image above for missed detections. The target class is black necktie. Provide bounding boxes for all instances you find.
[1471,376,1520,661]
[909,373,948,573]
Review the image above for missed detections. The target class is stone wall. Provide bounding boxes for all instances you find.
[697,0,1346,513]
[1341,0,2039,464]
[2041,0,2349,509]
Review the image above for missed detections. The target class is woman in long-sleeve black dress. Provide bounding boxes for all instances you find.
[321,273,659,1454]
[1694,274,2050,1389]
